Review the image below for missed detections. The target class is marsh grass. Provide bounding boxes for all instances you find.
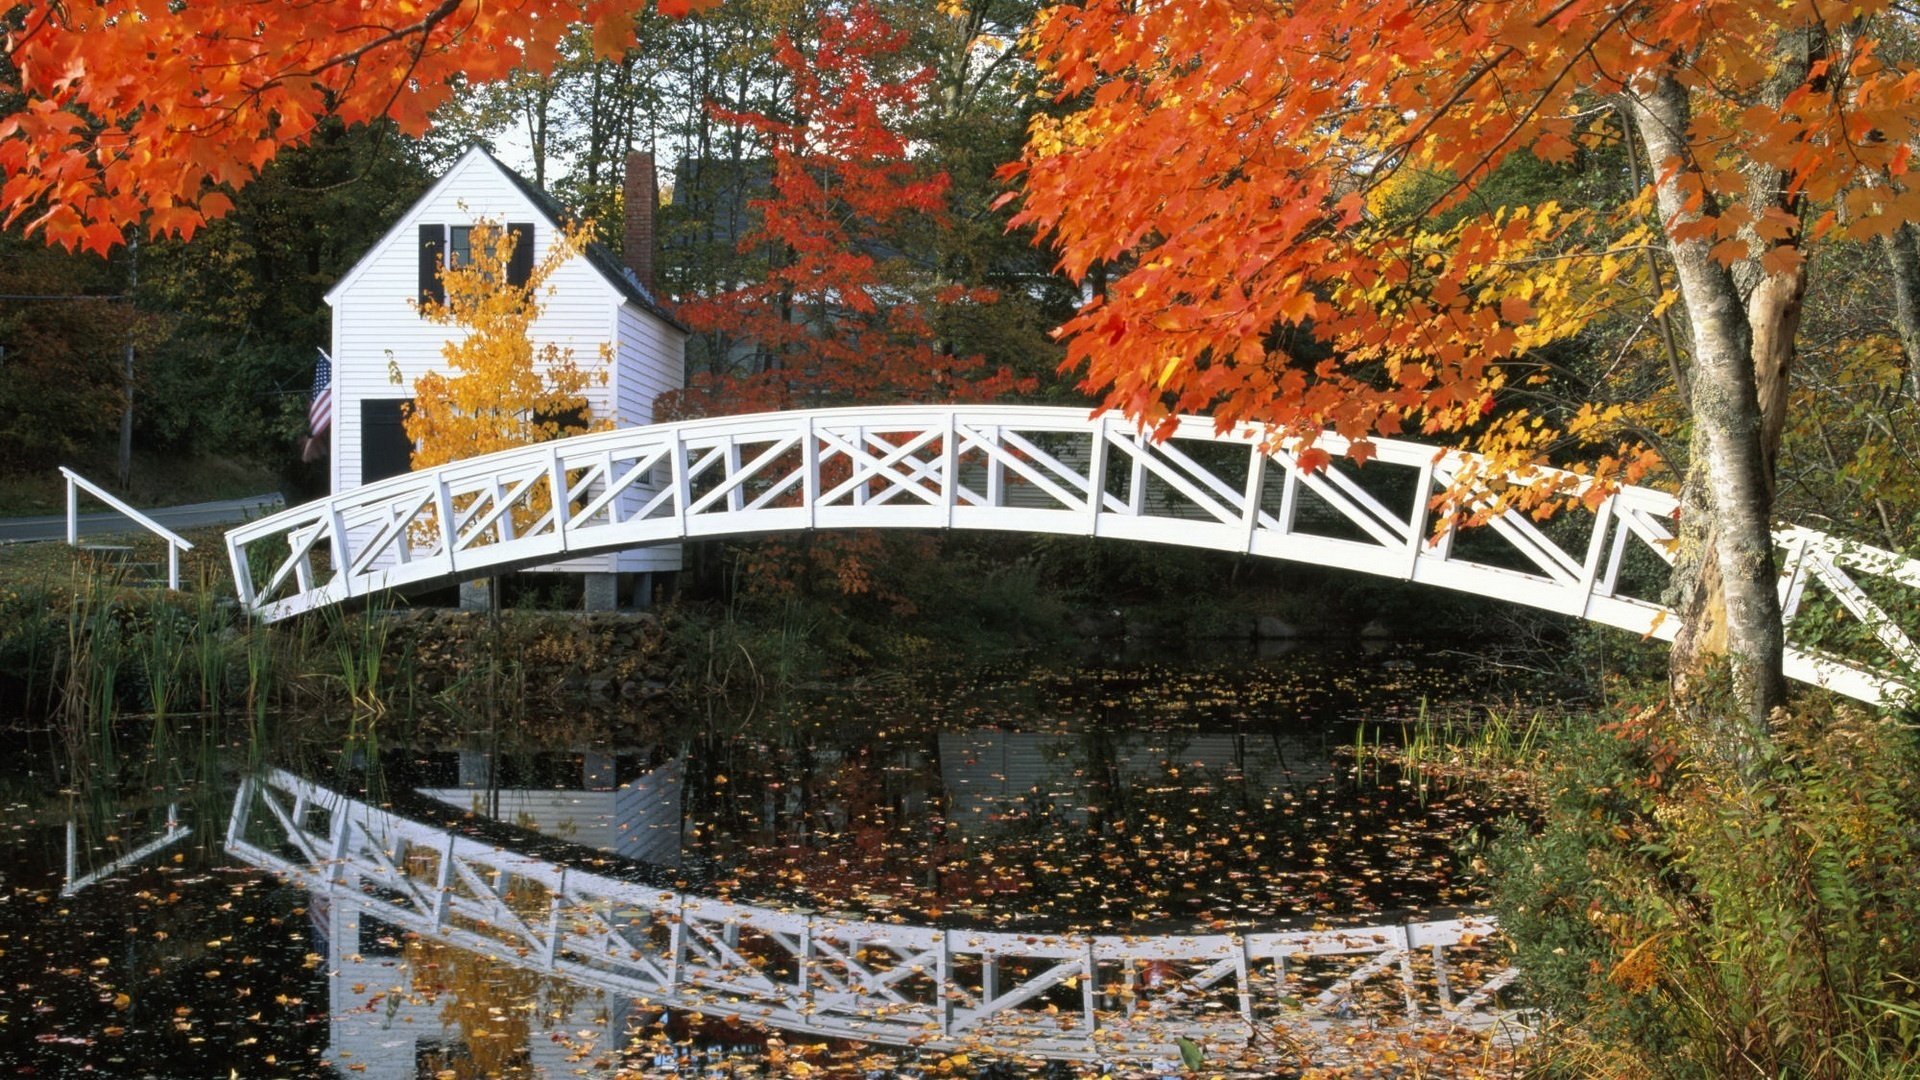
[1350,699,1555,805]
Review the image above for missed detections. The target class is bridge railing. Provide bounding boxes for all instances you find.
[224,405,1920,706]
[62,466,195,590]
[225,767,1526,1064]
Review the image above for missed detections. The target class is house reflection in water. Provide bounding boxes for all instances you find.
[407,733,1331,861]
[418,750,685,866]
[311,889,632,1078]
[936,730,1337,835]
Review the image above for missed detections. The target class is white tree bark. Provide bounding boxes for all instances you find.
[1628,76,1788,743]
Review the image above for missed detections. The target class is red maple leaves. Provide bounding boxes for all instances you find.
[1001,0,1920,476]
[0,0,716,253]
[665,2,1028,417]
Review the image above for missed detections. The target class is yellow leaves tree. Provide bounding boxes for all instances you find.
[404,220,609,548]
[406,220,608,470]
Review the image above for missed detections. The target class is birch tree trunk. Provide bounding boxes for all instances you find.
[1628,76,1788,746]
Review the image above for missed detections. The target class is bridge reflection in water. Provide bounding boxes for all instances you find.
[228,769,1526,1070]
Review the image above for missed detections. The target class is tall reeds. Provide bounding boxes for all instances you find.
[319,599,398,774]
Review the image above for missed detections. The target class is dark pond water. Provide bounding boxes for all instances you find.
[0,643,1552,1077]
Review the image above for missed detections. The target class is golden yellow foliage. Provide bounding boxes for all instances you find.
[407,220,609,468]
[405,220,611,543]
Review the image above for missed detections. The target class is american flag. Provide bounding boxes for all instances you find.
[301,350,334,464]
[309,349,334,438]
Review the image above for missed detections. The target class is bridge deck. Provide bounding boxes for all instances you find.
[225,768,1527,1065]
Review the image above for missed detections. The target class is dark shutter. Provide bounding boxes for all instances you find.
[507,223,535,288]
[534,403,589,437]
[361,398,415,483]
[417,224,445,308]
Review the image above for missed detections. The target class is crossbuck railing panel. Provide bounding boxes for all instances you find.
[226,769,1526,1064]
[225,406,1920,706]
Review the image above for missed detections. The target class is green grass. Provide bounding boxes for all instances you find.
[0,525,237,595]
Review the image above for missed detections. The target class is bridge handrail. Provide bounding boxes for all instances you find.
[61,466,195,590]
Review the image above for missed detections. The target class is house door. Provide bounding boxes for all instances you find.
[361,399,415,484]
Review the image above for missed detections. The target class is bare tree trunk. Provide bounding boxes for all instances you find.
[1629,77,1787,746]
[524,77,555,188]
[1882,223,1920,393]
[1746,268,1803,477]
[1738,22,1819,486]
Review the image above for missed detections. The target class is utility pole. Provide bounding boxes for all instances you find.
[116,233,139,489]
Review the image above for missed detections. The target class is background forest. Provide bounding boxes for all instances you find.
[1,0,1917,676]
[3,0,1904,553]
[4,0,1915,560]
[7,0,1917,639]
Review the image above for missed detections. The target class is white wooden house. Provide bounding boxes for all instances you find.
[322,146,684,603]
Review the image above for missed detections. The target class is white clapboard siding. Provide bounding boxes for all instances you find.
[938,731,1075,833]
[325,145,684,576]
[611,757,685,866]
[615,303,684,422]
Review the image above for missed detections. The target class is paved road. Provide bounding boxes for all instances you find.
[0,492,286,544]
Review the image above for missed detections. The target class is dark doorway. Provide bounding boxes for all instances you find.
[361,398,415,483]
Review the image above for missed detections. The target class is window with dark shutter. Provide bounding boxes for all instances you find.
[507,223,534,288]
[418,225,445,308]
[420,221,534,311]
[449,225,474,268]
[361,398,416,483]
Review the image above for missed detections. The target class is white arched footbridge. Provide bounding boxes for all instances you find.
[226,405,1920,705]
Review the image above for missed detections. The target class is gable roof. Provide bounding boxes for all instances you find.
[482,148,688,333]
[326,145,689,334]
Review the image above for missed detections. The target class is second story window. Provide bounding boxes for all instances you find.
[449,225,474,269]
[418,222,534,309]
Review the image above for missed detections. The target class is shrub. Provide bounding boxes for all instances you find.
[1486,702,1920,1078]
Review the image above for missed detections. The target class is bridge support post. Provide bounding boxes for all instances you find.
[459,578,492,611]
[584,572,619,612]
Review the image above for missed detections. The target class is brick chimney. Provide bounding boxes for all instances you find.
[623,151,658,295]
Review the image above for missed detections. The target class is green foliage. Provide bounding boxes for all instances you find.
[669,595,831,717]
[0,578,64,716]
[1029,535,1231,603]
[670,534,1072,708]
[0,123,430,490]
[137,124,429,472]
[903,548,1069,649]
[1776,236,1920,555]
[1486,703,1920,1078]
